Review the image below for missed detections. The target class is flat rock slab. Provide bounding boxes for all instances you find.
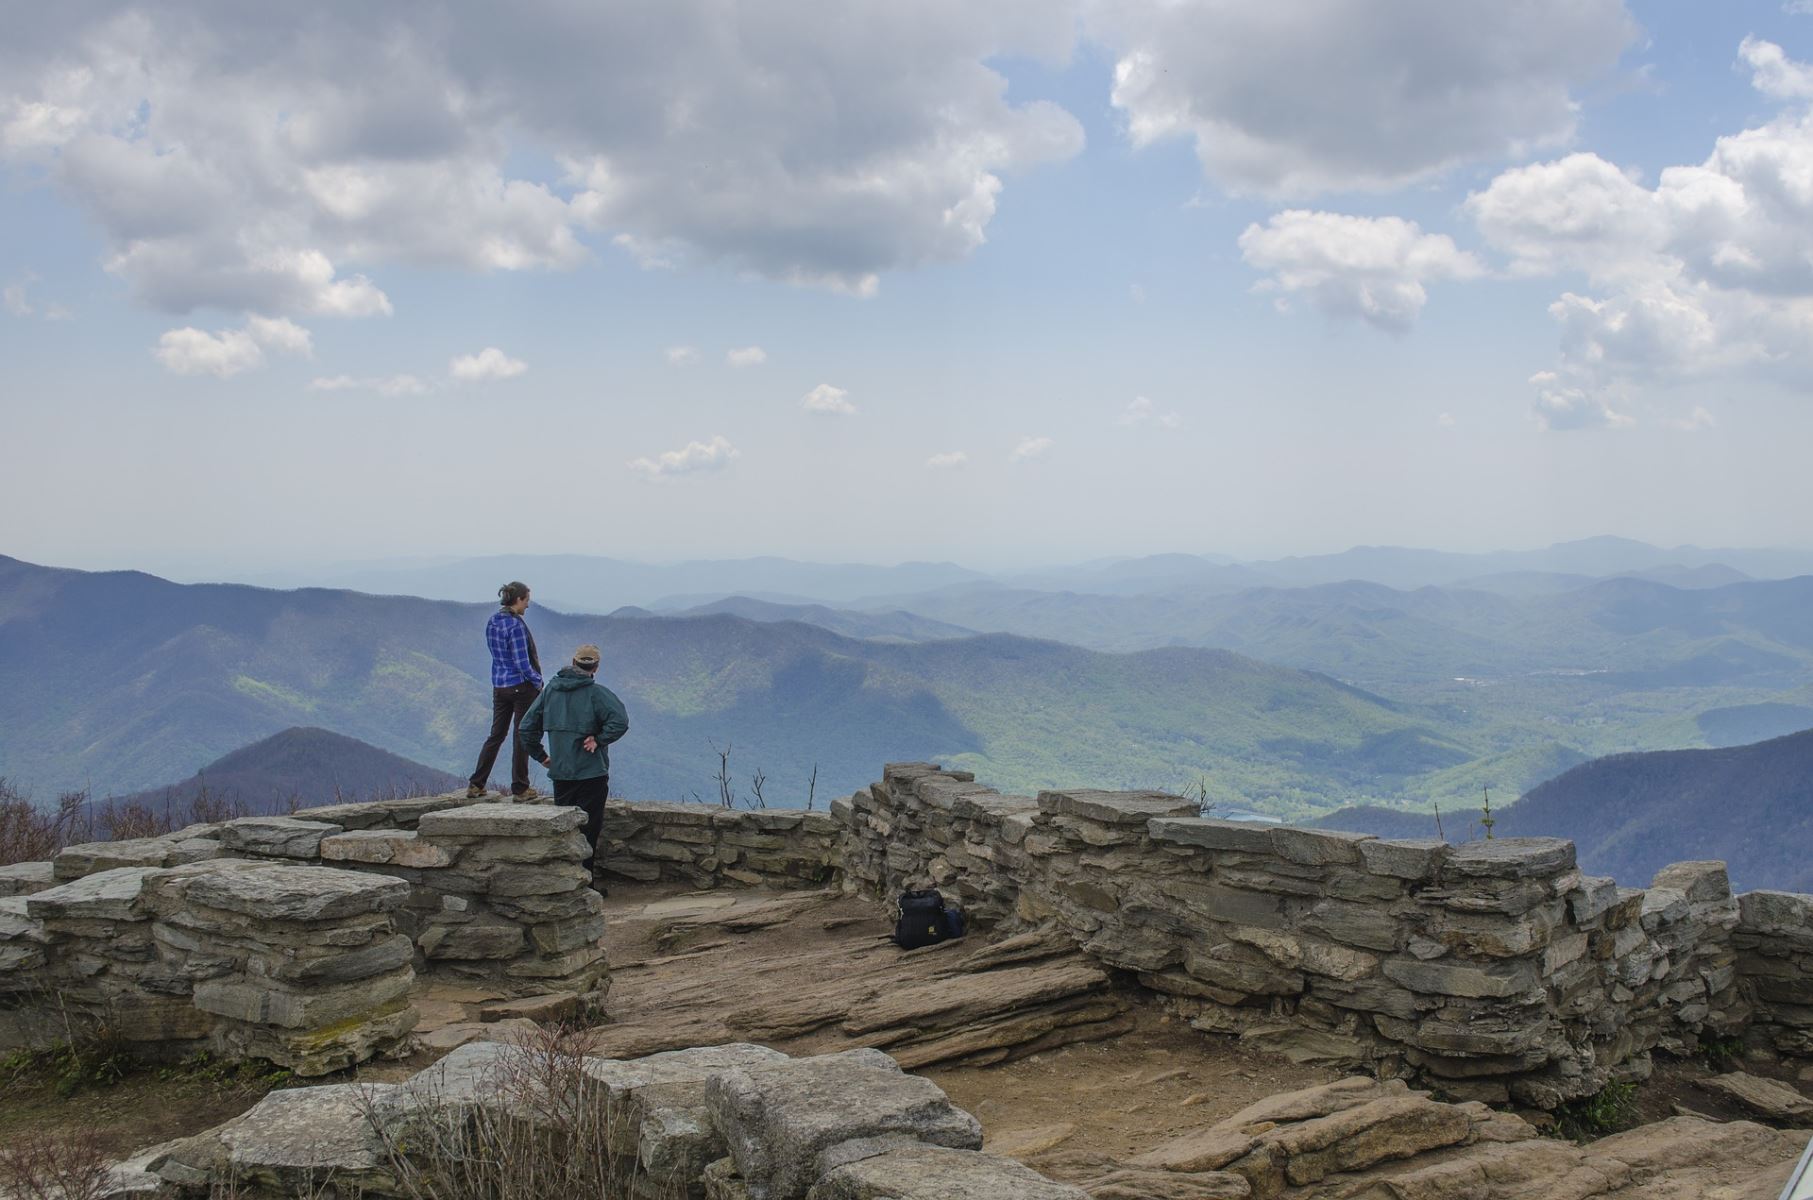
[1698,1072,1813,1124]
[0,860,55,897]
[706,1048,982,1199]
[176,862,409,921]
[54,836,221,879]
[292,794,469,829]
[1444,837,1576,879]
[841,960,1108,1037]
[418,803,583,838]
[26,866,157,921]
[1038,790,1199,825]
[218,817,343,859]
[320,830,452,868]
[807,1143,1087,1199]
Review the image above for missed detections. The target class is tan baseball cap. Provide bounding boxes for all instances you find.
[573,644,601,668]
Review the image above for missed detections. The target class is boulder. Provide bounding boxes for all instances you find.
[705,1048,982,1199]
[806,1143,1087,1199]
[1697,1072,1813,1124]
[1261,1093,1475,1185]
[212,1083,403,1194]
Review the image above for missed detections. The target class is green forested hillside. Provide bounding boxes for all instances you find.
[0,556,1470,815]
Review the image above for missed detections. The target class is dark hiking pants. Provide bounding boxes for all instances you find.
[553,775,609,872]
[470,681,540,796]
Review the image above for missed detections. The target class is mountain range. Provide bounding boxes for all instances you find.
[214,536,1813,613]
[0,555,1471,815]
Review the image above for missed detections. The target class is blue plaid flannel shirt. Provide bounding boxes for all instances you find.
[485,610,543,689]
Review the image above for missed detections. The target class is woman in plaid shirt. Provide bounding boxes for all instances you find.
[467,580,544,798]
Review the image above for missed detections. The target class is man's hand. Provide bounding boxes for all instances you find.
[541,756,553,768]
[582,735,598,753]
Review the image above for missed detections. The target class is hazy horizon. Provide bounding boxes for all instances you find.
[14,531,1813,589]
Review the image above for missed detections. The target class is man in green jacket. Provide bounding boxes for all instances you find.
[517,644,630,876]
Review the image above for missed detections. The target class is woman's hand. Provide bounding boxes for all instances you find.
[582,735,598,753]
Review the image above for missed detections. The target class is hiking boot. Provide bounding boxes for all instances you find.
[465,784,487,799]
[513,786,542,801]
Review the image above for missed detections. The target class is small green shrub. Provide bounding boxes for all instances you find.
[1701,1035,1745,1071]
[1551,1081,1639,1141]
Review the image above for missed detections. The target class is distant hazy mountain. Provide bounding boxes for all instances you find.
[203,538,1813,612]
[1315,730,1813,892]
[661,596,976,643]
[1241,537,1813,592]
[0,555,1463,815]
[242,554,991,612]
[846,574,1813,688]
[111,727,463,811]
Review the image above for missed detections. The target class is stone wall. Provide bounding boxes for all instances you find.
[0,794,608,1075]
[833,763,1767,1106]
[598,801,842,889]
[33,797,609,997]
[1734,890,1813,1057]
[0,860,415,1075]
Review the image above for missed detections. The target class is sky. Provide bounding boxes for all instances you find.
[4,0,1813,576]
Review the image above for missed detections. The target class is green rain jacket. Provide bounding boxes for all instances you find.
[517,667,630,781]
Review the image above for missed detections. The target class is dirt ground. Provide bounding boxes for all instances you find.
[5,881,1812,1172]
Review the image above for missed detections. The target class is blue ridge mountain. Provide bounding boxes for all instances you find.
[107,726,463,812]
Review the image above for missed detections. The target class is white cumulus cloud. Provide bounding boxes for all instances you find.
[153,315,313,377]
[627,434,740,479]
[665,345,700,366]
[0,2,1084,312]
[1092,0,1634,196]
[726,346,767,368]
[925,450,968,469]
[1465,39,1813,426]
[1010,435,1054,463]
[802,383,855,414]
[1239,211,1484,331]
[450,347,528,382]
[1118,395,1181,429]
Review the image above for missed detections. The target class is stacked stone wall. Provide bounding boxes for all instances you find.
[0,859,414,1075]
[834,763,1772,1106]
[0,794,609,1074]
[1734,890,1813,1057]
[25,797,609,997]
[598,801,842,888]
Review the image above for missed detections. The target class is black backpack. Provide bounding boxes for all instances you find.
[892,888,965,949]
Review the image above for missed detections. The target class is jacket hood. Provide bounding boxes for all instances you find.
[547,667,597,691]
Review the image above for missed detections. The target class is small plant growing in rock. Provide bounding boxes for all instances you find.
[1551,1080,1639,1141]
